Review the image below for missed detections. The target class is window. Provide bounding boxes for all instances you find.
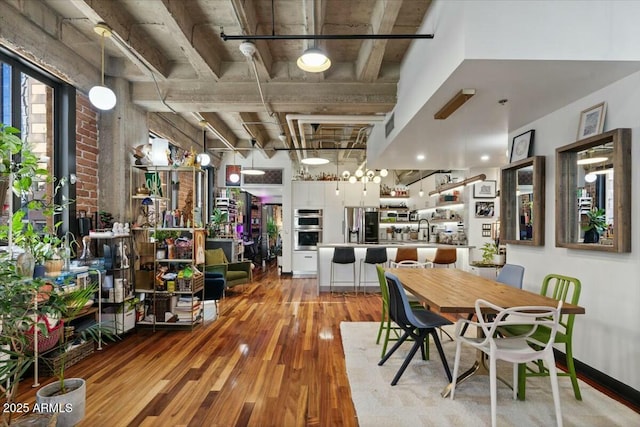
[0,48,75,235]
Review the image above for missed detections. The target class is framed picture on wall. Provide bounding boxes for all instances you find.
[475,202,495,218]
[473,180,496,199]
[577,102,607,139]
[510,129,535,163]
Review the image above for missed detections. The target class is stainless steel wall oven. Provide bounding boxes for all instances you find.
[294,209,323,250]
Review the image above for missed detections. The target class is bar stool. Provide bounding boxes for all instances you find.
[390,247,418,267]
[426,248,457,268]
[330,247,356,296]
[358,247,388,294]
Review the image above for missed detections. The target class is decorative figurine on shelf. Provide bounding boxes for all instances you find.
[79,235,92,264]
[132,143,152,165]
[182,189,193,226]
[183,148,196,167]
[118,241,130,269]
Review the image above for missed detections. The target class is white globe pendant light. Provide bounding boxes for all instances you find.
[89,23,117,111]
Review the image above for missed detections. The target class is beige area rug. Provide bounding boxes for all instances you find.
[341,322,639,427]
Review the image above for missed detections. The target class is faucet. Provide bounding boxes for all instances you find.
[418,218,430,241]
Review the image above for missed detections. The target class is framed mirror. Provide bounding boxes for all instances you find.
[555,128,631,252]
[500,156,545,246]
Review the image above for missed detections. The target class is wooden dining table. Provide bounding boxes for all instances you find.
[385,267,585,398]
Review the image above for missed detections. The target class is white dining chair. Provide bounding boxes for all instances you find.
[389,259,431,268]
[450,298,564,427]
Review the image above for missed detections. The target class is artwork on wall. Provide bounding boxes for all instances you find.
[475,202,495,218]
[510,129,535,163]
[577,102,606,139]
[473,180,496,198]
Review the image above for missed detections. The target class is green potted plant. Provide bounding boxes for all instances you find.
[0,258,116,426]
[34,278,117,427]
[582,207,606,243]
[266,218,279,259]
[480,242,499,265]
[208,208,228,238]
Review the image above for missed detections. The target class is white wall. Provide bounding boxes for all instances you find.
[507,70,640,390]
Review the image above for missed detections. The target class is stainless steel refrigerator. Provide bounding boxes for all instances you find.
[344,207,379,243]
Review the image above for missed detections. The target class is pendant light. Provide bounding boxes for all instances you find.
[296,0,331,73]
[229,150,240,183]
[297,47,331,72]
[240,139,265,176]
[301,155,329,165]
[89,23,117,111]
[419,169,424,197]
[335,149,340,196]
[197,120,211,167]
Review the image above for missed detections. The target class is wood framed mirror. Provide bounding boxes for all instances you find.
[555,128,631,252]
[500,156,545,246]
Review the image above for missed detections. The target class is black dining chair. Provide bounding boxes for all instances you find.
[378,272,453,385]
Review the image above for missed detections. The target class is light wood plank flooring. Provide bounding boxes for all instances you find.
[15,262,380,426]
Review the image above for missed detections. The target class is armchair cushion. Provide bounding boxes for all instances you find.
[205,248,228,265]
[204,249,252,288]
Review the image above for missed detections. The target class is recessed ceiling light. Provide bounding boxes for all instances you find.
[416,154,425,161]
[480,155,489,161]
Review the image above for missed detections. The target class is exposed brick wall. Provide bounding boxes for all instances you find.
[75,94,99,217]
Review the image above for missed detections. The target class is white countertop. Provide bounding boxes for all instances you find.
[317,241,475,249]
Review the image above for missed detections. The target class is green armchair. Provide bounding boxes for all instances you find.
[204,248,252,289]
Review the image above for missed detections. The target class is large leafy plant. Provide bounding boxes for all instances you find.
[582,207,607,234]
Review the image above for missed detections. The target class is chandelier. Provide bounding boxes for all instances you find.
[341,168,388,184]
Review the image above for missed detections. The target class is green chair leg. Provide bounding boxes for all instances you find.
[565,342,582,400]
[518,363,527,400]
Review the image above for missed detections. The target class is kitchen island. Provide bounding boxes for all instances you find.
[316,242,475,294]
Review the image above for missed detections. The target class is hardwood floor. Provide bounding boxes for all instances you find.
[15,262,381,426]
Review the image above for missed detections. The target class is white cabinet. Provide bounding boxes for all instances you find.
[324,181,345,207]
[292,181,325,207]
[343,181,380,207]
[292,251,317,276]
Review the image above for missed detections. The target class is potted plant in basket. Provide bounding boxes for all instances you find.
[0,260,62,426]
[582,207,606,243]
[34,278,117,427]
[0,257,117,426]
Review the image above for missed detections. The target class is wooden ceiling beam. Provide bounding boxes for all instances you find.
[356,0,403,82]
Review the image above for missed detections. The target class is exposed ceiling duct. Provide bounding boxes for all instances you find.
[285,114,386,167]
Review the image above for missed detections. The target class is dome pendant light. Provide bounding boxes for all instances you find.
[240,139,265,176]
[297,0,331,73]
[89,23,117,110]
[297,47,331,72]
